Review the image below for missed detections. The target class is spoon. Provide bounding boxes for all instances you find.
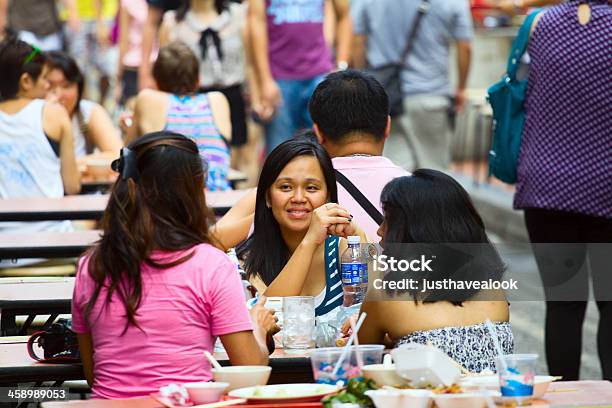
[204,351,223,369]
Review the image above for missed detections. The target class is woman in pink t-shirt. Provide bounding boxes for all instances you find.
[72,131,276,399]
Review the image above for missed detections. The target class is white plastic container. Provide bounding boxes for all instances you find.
[391,343,460,387]
[432,392,487,408]
[362,363,406,387]
[460,374,555,399]
[365,389,432,408]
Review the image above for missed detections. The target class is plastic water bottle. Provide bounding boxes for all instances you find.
[341,236,368,307]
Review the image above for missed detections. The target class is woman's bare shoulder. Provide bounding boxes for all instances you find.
[135,89,169,115]
[42,101,71,141]
[137,88,168,103]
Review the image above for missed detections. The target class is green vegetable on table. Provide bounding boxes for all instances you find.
[322,378,379,408]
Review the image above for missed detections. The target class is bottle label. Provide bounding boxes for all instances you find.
[341,263,368,285]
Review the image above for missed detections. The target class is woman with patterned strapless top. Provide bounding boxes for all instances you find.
[356,170,514,373]
[127,41,232,191]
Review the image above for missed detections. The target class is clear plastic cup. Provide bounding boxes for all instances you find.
[282,296,315,349]
[495,353,538,405]
[309,345,384,385]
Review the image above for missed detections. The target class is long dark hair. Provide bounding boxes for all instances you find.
[175,0,229,21]
[45,52,91,148]
[380,169,505,304]
[46,51,85,110]
[83,131,216,330]
[0,36,47,101]
[381,170,491,244]
[237,134,337,285]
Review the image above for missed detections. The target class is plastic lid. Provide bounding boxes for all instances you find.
[347,235,361,244]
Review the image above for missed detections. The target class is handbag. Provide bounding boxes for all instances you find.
[366,0,430,117]
[487,9,542,184]
[27,318,81,363]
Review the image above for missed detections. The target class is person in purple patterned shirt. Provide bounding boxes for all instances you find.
[248,0,352,154]
[514,0,612,381]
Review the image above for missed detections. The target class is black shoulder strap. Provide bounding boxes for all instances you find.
[335,170,384,226]
[399,0,430,66]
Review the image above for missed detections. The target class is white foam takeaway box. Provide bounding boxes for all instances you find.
[391,343,461,387]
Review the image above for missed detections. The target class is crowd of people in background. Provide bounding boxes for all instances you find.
[0,0,610,397]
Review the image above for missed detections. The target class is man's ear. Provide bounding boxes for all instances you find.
[384,115,391,139]
[313,123,326,145]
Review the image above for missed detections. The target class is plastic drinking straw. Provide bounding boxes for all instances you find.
[485,319,507,371]
[349,315,364,369]
[331,312,367,379]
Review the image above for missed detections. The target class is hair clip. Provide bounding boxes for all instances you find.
[22,45,41,66]
[111,147,139,182]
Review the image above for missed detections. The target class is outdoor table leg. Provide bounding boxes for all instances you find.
[1,311,18,336]
[19,315,36,335]
[41,314,60,332]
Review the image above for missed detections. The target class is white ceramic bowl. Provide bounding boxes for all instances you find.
[365,389,432,408]
[361,364,406,387]
[460,375,555,399]
[433,392,487,408]
[183,381,228,404]
[391,344,461,386]
[211,366,271,391]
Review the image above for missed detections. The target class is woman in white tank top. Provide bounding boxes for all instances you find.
[0,37,80,234]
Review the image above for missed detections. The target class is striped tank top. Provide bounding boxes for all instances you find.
[315,236,344,316]
[165,93,231,191]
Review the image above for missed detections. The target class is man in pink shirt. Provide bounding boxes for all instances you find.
[309,70,410,241]
[218,70,408,242]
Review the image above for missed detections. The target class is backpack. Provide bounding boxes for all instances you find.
[27,318,81,363]
[487,9,541,184]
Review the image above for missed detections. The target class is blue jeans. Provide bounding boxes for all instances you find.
[264,75,326,155]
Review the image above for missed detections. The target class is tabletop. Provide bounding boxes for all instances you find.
[81,169,248,194]
[0,189,251,221]
[0,230,101,259]
[37,381,612,407]
[0,277,74,304]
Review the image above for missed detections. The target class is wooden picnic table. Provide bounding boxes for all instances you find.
[2,335,611,406]
[0,278,74,336]
[0,189,251,221]
[35,380,612,407]
[0,338,312,385]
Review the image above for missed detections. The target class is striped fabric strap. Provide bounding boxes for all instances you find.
[315,236,344,316]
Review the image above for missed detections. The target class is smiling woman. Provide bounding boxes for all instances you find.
[268,155,329,232]
[237,133,366,316]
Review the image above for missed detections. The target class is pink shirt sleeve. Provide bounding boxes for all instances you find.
[206,255,253,337]
[71,256,93,333]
